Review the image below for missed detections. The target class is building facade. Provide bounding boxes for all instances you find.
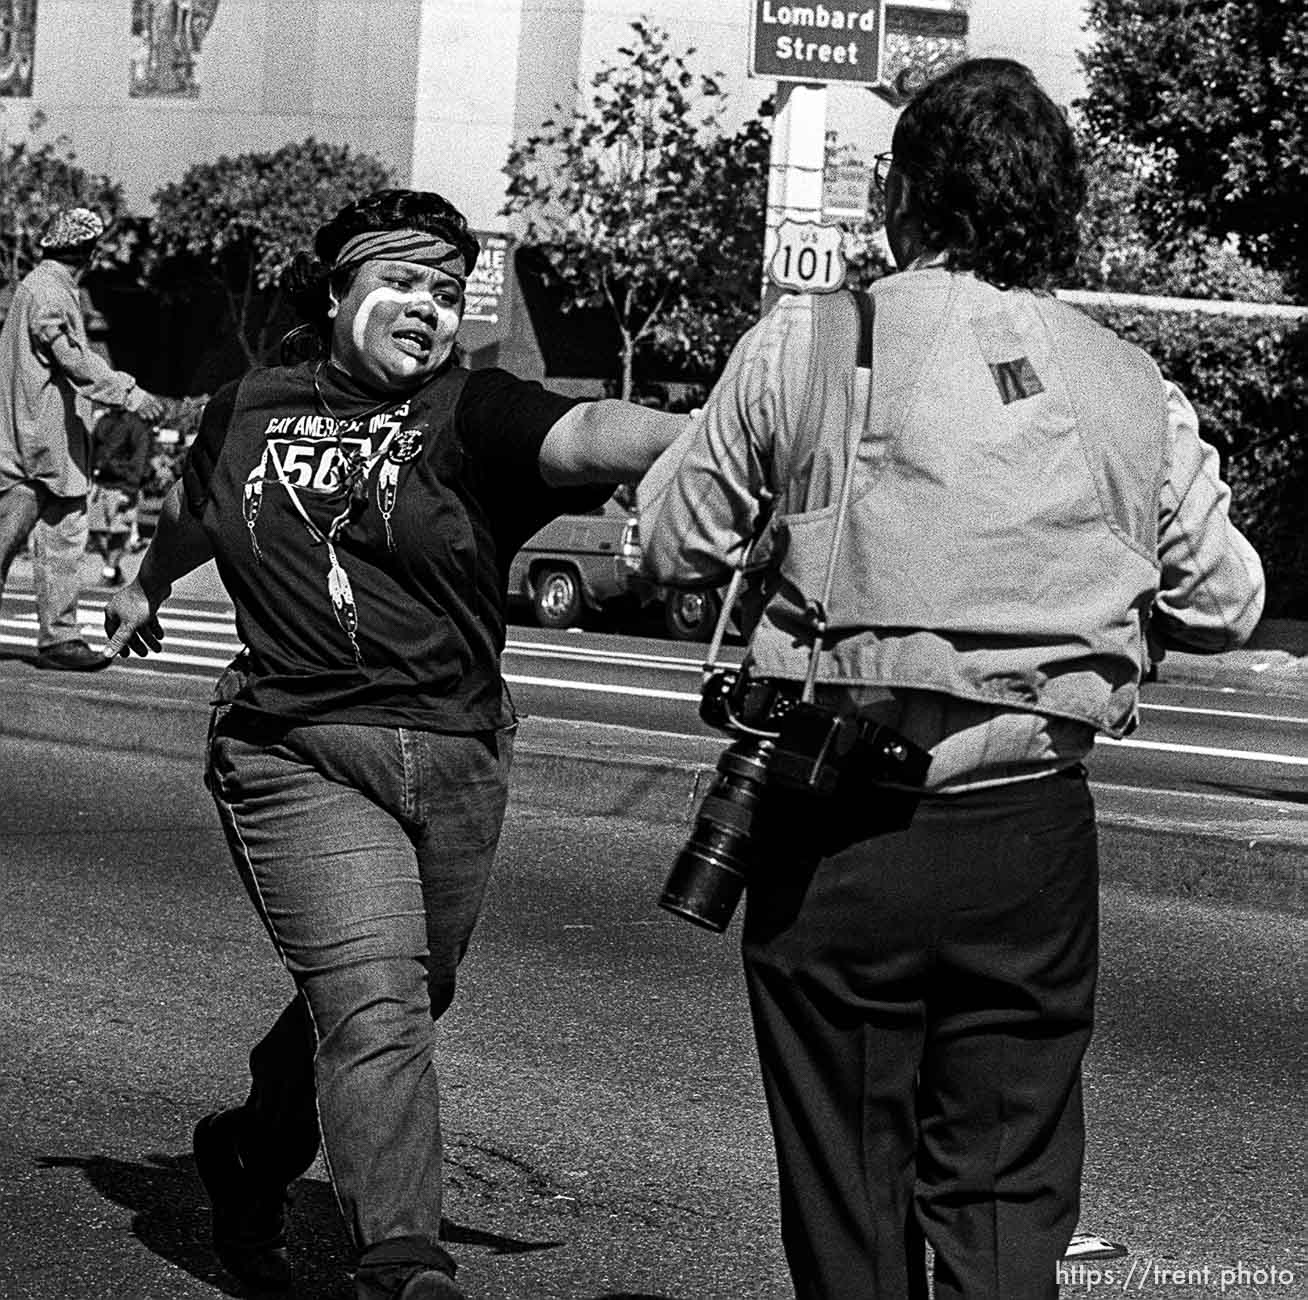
[3,0,1091,227]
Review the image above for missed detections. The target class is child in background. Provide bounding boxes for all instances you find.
[88,406,155,585]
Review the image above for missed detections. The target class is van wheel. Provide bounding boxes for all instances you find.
[533,566,584,629]
[664,589,720,642]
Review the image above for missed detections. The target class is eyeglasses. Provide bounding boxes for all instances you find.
[873,152,895,192]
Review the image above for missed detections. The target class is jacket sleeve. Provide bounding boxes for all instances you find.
[637,299,809,586]
[31,296,147,412]
[1152,381,1265,652]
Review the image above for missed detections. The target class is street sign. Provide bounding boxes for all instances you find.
[465,232,511,324]
[822,160,871,220]
[767,220,847,293]
[750,0,887,86]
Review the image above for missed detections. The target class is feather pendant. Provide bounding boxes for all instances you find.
[376,459,400,551]
[325,542,363,666]
[242,449,269,562]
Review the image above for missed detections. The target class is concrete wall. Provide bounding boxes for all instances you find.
[10,0,425,209]
[4,0,1091,227]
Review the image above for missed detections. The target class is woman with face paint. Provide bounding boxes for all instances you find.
[102,189,690,1300]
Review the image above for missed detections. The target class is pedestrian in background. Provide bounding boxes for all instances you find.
[88,405,156,586]
[103,188,689,1300]
[0,206,164,669]
[638,58,1264,1300]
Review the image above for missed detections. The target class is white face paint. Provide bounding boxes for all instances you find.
[331,258,464,392]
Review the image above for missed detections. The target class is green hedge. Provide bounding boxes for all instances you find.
[1078,304,1307,619]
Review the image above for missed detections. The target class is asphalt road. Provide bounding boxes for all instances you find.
[1,737,1302,1300]
[3,580,1306,811]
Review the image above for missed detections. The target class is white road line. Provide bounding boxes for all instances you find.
[4,593,235,623]
[503,673,699,702]
[504,640,707,672]
[0,631,233,670]
[1089,779,1308,811]
[1,622,240,650]
[1098,735,1308,766]
[106,650,237,669]
[1139,701,1307,726]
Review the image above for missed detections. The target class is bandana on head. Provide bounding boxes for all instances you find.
[332,229,472,283]
[40,207,105,250]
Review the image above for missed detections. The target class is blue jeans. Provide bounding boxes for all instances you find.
[205,709,513,1277]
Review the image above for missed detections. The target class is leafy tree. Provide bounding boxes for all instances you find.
[647,122,891,379]
[1070,131,1289,301]
[503,20,766,400]
[1078,0,1308,298]
[0,108,133,288]
[150,137,394,366]
[647,104,772,381]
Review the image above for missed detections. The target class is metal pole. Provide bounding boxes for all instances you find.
[761,81,828,316]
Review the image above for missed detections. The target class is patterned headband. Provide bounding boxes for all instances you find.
[332,229,472,282]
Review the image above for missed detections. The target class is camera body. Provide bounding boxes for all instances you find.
[659,668,931,931]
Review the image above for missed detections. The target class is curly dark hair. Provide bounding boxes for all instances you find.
[892,58,1085,289]
[280,189,481,362]
[313,188,480,277]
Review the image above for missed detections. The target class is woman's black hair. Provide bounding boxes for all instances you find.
[279,189,481,363]
[892,58,1085,289]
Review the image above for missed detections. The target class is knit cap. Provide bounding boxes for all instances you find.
[39,207,105,251]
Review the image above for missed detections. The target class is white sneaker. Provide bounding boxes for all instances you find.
[1064,1231,1128,1261]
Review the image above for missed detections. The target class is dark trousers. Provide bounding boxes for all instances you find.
[742,768,1098,1300]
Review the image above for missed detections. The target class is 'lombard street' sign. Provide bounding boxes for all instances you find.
[750,0,887,86]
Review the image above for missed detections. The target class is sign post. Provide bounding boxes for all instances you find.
[761,81,831,313]
[750,2,968,311]
[752,2,888,312]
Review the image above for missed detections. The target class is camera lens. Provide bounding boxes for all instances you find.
[659,738,774,932]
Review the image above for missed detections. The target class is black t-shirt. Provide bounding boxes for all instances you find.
[183,359,610,731]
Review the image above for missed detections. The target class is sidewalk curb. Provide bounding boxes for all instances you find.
[1,667,1302,917]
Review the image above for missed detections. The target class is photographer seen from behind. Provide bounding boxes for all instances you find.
[103,188,688,1300]
[637,59,1264,1300]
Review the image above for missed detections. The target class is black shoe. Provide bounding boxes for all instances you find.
[395,1270,467,1300]
[193,1109,292,1290]
[33,639,114,672]
[356,1250,465,1300]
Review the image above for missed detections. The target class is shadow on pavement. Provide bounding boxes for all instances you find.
[37,1152,571,1297]
[1199,779,1308,805]
[440,1217,565,1255]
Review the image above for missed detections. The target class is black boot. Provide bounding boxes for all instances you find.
[193,1108,293,1290]
[355,1237,465,1300]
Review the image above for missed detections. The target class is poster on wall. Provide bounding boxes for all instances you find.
[0,0,37,97]
[464,233,511,326]
[130,0,220,98]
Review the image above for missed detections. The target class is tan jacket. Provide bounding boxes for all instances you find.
[0,259,146,498]
[638,270,1265,785]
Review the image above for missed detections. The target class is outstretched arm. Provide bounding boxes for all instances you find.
[1152,382,1264,653]
[102,479,215,659]
[40,320,165,420]
[538,399,690,487]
